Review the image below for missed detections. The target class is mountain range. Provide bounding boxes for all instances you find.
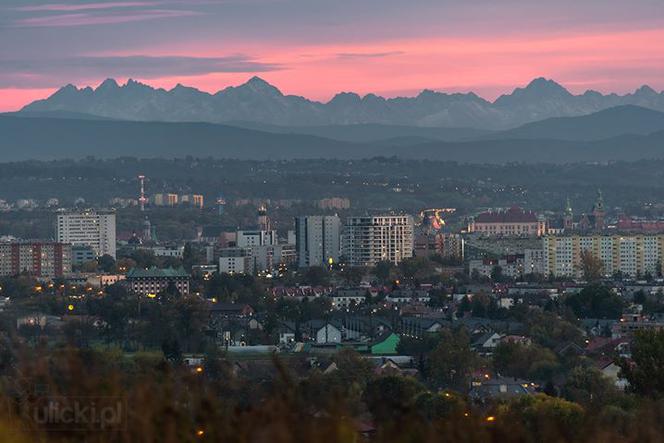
[21,77,664,130]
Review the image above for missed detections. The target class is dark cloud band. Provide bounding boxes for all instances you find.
[0,55,282,88]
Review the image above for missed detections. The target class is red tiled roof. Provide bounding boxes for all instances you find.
[585,337,626,353]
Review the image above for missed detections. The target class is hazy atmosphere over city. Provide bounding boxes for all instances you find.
[2,1,664,442]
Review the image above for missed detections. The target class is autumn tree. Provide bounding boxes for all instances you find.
[428,328,478,391]
[565,284,624,319]
[493,341,560,381]
[562,366,616,407]
[579,249,603,281]
[363,375,426,423]
[620,329,664,398]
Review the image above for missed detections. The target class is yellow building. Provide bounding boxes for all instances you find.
[152,193,179,207]
[181,194,204,209]
[543,234,664,278]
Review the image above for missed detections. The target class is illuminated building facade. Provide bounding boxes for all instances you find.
[343,215,414,266]
[543,234,664,278]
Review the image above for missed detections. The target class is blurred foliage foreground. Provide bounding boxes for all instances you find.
[0,338,664,443]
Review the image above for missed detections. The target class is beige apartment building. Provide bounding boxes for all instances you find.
[543,234,664,278]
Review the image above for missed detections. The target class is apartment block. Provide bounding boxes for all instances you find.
[543,234,664,278]
[343,215,414,267]
[56,210,116,258]
[0,241,71,278]
[295,215,341,267]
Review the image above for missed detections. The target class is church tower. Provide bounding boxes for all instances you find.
[592,189,605,231]
[563,197,574,231]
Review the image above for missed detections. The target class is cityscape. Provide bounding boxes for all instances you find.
[2,0,664,442]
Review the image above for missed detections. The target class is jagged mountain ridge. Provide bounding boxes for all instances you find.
[21,76,664,129]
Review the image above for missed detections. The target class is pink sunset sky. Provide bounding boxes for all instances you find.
[1,0,664,111]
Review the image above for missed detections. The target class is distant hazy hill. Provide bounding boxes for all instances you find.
[1,110,114,120]
[3,114,664,164]
[0,115,360,161]
[227,121,492,143]
[21,77,664,130]
[491,105,664,141]
[383,132,664,163]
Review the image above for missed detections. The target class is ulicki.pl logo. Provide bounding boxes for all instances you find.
[25,396,126,431]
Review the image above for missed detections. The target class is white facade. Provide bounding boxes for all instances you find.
[295,215,341,267]
[524,249,546,275]
[469,256,525,279]
[151,246,184,258]
[343,215,414,267]
[315,324,342,344]
[251,244,296,273]
[236,230,277,248]
[219,248,252,274]
[330,294,366,309]
[219,256,252,274]
[57,210,116,259]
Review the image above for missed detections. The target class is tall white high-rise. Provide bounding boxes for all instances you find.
[343,215,414,267]
[295,215,341,267]
[56,210,117,259]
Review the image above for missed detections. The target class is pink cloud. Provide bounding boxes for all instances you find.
[16,2,157,12]
[14,9,201,27]
[133,28,664,101]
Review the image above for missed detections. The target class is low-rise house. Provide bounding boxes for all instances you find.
[209,302,254,318]
[399,303,434,317]
[507,285,558,298]
[581,319,617,337]
[554,341,586,357]
[469,376,535,402]
[471,332,503,355]
[342,316,393,340]
[372,358,418,377]
[269,286,333,301]
[595,357,629,390]
[304,320,342,344]
[330,289,367,309]
[500,335,532,346]
[86,274,126,288]
[458,318,526,336]
[277,321,296,345]
[385,288,431,304]
[400,317,448,337]
[497,297,515,309]
[614,313,664,337]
